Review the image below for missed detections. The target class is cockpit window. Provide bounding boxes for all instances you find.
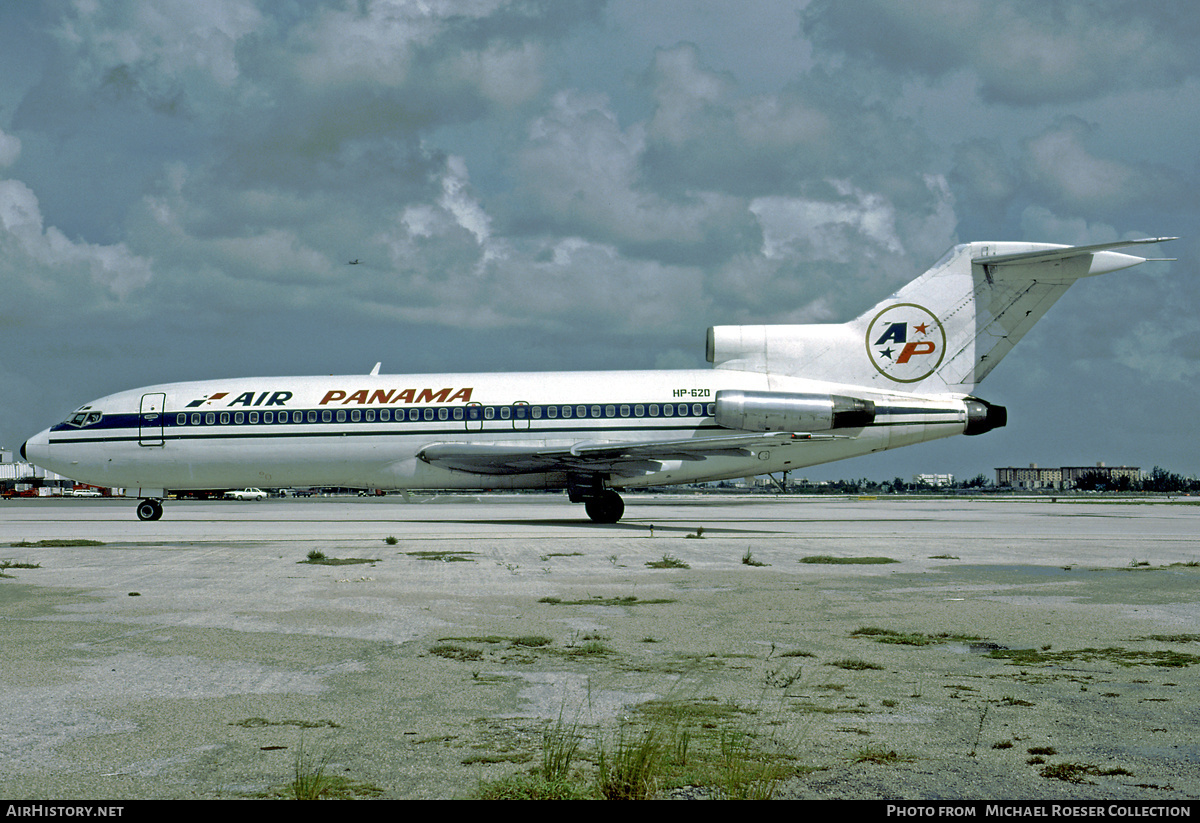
[65,410,103,427]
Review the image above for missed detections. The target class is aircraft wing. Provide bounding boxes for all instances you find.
[416,432,829,478]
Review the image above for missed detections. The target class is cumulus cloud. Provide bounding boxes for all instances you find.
[1114,317,1200,384]
[1019,118,1158,213]
[0,176,153,306]
[283,0,548,108]
[0,128,20,168]
[750,183,903,263]
[800,0,1200,105]
[514,89,749,257]
[55,0,264,109]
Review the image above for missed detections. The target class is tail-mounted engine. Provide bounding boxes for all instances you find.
[963,397,1007,436]
[714,390,875,433]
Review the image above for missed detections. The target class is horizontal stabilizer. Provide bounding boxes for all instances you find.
[971,237,1177,268]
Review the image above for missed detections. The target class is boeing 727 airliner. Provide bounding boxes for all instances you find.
[21,237,1175,522]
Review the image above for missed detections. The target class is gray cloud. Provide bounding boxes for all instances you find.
[800,0,1200,106]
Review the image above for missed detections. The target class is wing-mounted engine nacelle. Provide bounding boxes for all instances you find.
[963,397,1007,436]
[714,390,875,433]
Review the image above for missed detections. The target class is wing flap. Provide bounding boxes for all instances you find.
[417,432,829,477]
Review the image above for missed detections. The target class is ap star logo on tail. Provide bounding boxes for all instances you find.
[865,303,946,383]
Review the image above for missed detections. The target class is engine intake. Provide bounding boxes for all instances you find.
[714,390,875,433]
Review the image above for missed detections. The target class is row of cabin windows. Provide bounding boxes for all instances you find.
[173,403,715,427]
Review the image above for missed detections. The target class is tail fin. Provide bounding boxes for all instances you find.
[707,237,1175,394]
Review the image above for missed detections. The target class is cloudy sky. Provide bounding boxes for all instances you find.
[2,0,1196,482]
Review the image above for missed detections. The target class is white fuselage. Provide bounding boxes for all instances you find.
[21,367,971,494]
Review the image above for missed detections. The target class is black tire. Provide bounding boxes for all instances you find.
[136,499,162,521]
[584,490,624,524]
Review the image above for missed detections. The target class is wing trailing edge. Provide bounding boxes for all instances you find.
[417,431,833,478]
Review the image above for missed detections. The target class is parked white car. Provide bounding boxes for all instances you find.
[224,488,268,501]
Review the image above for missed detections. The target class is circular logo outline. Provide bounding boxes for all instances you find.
[864,302,946,383]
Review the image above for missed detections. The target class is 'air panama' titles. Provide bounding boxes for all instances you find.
[187,388,476,408]
[320,387,474,405]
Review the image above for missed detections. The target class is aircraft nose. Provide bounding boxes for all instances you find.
[21,428,50,467]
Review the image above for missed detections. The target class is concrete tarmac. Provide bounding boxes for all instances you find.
[1,493,1198,800]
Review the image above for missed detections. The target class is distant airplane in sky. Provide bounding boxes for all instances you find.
[348,259,361,265]
[22,237,1175,522]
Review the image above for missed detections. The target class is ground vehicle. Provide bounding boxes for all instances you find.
[223,488,268,501]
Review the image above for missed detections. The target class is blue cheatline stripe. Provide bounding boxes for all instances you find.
[48,400,961,446]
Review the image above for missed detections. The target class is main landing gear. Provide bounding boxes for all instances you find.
[569,475,625,524]
[584,490,625,524]
[136,498,164,521]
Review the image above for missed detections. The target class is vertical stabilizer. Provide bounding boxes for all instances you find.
[707,238,1174,394]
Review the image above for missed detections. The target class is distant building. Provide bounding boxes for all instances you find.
[1059,464,1142,488]
[913,473,953,487]
[995,462,1140,490]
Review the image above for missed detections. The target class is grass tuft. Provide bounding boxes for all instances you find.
[646,554,689,569]
[301,550,379,566]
